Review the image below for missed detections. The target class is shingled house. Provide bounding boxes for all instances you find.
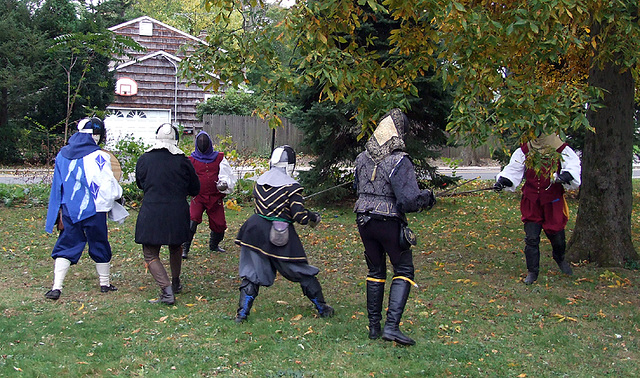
[105,16,213,147]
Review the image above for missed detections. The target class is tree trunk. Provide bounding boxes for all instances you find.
[0,87,7,129]
[460,146,482,166]
[567,59,638,266]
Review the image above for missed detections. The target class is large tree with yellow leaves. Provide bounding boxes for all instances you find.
[183,0,640,266]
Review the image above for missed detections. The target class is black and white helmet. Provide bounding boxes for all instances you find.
[270,145,296,177]
[155,123,179,143]
[78,117,106,145]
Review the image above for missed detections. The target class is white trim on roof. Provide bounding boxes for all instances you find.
[111,50,181,71]
[108,15,208,46]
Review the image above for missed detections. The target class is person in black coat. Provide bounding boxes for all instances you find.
[135,124,200,305]
[354,109,436,346]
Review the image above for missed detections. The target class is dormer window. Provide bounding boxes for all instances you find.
[140,21,153,36]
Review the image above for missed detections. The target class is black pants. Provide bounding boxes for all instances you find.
[357,217,414,280]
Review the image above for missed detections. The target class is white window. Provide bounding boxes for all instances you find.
[140,21,153,36]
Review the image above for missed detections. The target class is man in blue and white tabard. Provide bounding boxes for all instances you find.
[44,118,125,300]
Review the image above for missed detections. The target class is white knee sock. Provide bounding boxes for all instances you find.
[52,258,71,290]
[95,262,110,287]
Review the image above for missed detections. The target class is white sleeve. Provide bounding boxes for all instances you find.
[559,147,581,190]
[496,148,526,192]
[218,157,237,194]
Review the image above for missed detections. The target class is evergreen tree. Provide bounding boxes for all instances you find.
[0,0,51,163]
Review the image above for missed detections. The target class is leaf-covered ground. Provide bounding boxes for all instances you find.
[1,180,640,376]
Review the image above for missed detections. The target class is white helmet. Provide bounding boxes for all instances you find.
[77,117,106,145]
[270,145,296,177]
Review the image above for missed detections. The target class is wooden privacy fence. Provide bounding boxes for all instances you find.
[201,115,305,155]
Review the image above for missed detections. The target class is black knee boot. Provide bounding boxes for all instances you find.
[382,278,415,346]
[172,277,182,294]
[235,279,259,323]
[366,279,385,339]
[210,231,226,253]
[182,221,198,259]
[302,277,335,318]
[546,230,573,275]
[523,222,542,284]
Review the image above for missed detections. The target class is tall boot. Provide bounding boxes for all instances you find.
[209,231,226,253]
[169,245,183,293]
[95,262,117,293]
[523,222,542,284]
[45,257,71,300]
[546,229,573,275]
[382,278,415,346]
[146,258,171,291]
[366,278,386,339]
[149,286,175,305]
[172,277,182,294]
[302,277,335,318]
[235,279,259,323]
[182,221,198,259]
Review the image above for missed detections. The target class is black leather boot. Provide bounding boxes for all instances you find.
[182,221,198,259]
[546,230,573,275]
[172,277,182,294]
[235,279,259,323]
[301,276,334,318]
[523,222,542,284]
[366,279,385,339]
[382,278,415,345]
[310,296,335,318]
[209,231,226,253]
[149,286,175,305]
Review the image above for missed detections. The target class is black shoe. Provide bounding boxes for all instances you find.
[149,287,175,305]
[369,323,382,340]
[557,260,573,275]
[209,231,226,252]
[318,304,335,318]
[181,243,190,259]
[100,284,118,293]
[524,272,538,285]
[172,278,182,294]
[382,327,415,346]
[310,297,335,318]
[45,289,61,300]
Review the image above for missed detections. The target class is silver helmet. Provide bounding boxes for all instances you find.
[270,145,296,177]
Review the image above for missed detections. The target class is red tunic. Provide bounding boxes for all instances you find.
[519,143,569,234]
[188,153,227,233]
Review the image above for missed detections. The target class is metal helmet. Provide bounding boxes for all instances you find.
[196,132,213,155]
[364,108,408,163]
[78,117,106,145]
[155,123,179,143]
[270,145,296,177]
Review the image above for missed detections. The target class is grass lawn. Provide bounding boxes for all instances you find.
[1,179,640,376]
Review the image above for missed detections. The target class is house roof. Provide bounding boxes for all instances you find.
[108,15,208,46]
[112,50,181,71]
